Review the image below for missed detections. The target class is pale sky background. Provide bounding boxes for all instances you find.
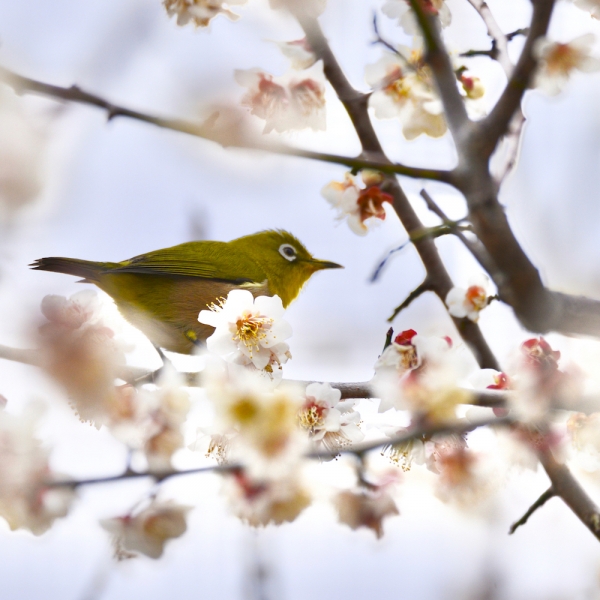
[2,0,600,598]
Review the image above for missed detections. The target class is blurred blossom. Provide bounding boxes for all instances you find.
[445,275,491,322]
[203,360,307,478]
[572,0,600,20]
[38,290,130,426]
[298,382,364,453]
[199,290,292,379]
[101,500,191,559]
[434,446,499,508]
[381,427,426,471]
[382,0,451,36]
[321,171,392,236]
[273,39,317,70]
[0,86,46,223]
[365,47,447,139]
[533,34,600,96]
[235,65,326,133]
[224,469,311,526]
[567,412,600,471]
[459,72,485,100]
[0,405,74,535]
[163,0,246,27]
[335,485,399,539]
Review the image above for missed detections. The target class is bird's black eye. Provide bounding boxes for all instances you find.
[279,243,297,262]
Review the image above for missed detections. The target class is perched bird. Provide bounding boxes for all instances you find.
[31,230,342,354]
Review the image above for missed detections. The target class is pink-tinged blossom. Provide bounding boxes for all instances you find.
[225,469,311,526]
[365,50,447,139]
[533,34,600,95]
[374,329,420,377]
[459,72,485,100]
[101,500,191,559]
[199,290,292,374]
[298,382,364,453]
[321,171,393,236]
[0,406,74,535]
[445,276,491,322]
[274,39,317,70]
[163,0,246,27]
[382,0,451,36]
[38,290,129,427]
[235,67,326,133]
[335,485,399,539]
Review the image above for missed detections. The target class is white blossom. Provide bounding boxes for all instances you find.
[533,34,600,95]
[445,276,491,322]
[163,0,246,27]
[571,0,600,20]
[199,290,292,372]
[321,171,392,236]
[298,382,364,452]
[273,39,317,70]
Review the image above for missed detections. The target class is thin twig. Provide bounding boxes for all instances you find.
[48,416,512,489]
[509,487,556,535]
[387,281,433,322]
[465,0,512,76]
[0,66,453,184]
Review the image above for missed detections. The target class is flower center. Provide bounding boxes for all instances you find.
[233,313,273,356]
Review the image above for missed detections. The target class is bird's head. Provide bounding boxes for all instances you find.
[231,230,343,307]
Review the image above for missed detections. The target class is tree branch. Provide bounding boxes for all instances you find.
[48,415,512,488]
[406,0,471,141]
[538,446,600,542]
[295,16,498,370]
[0,66,453,184]
[479,0,556,155]
[509,487,556,534]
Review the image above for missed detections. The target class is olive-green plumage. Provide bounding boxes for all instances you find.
[31,230,342,354]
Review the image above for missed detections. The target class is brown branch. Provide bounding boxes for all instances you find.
[538,446,600,542]
[48,415,512,488]
[479,0,556,155]
[406,0,470,140]
[0,65,453,184]
[295,16,498,370]
[509,487,556,534]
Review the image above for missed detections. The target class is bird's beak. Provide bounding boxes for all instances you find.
[309,258,344,271]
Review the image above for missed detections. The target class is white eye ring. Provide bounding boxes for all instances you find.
[279,243,297,262]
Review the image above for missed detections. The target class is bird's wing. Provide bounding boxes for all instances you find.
[108,241,262,284]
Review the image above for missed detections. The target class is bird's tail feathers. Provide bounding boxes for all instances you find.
[30,257,106,282]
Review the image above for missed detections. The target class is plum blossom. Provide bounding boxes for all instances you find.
[163,0,246,27]
[224,469,311,526]
[445,276,491,322]
[298,382,364,452]
[37,290,129,426]
[533,34,600,95]
[365,49,447,139]
[374,329,420,377]
[203,362,306,478]
[572,0,600,19]
[382,0,451,36]
[321,171,393,236]
[335,485,399,538]
[274,39,317,70]
[199,290,292,375]
[235,66,326,133]
[101,500,191,559]
[459,72,485,100]
[0,406,74,535]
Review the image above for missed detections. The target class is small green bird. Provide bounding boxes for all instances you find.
[31,230,342,354]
